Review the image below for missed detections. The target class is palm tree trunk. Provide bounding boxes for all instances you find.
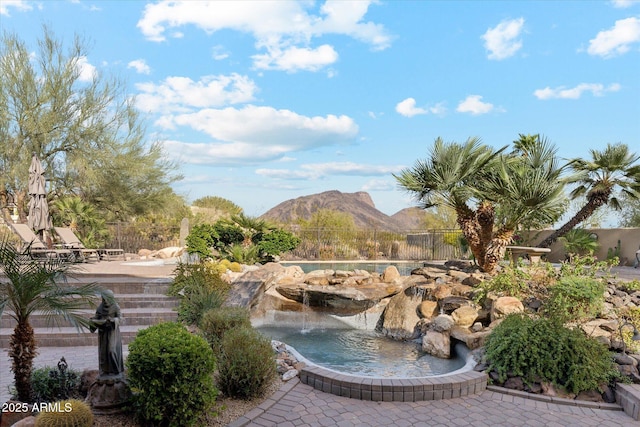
[482,228,514,274]
[9,320,37,402]
[538,194,608,248]
[455,205,483,263]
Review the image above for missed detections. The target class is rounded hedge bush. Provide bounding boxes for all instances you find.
[217,326,277,400]
[199,306,251,354]
[485,314,618,395]
[126,322,218,426]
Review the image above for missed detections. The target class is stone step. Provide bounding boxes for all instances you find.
[1,308,177,328]
[115,294,179,309]
[63,276,173,295]
[0,324,162,348]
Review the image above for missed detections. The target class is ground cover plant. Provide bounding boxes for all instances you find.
[484,314,619,395]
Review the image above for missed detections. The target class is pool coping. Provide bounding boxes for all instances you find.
[299,364,488,402]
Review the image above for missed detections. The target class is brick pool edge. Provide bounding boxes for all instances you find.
[299,364,488,402]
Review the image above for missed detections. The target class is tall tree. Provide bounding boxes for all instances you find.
[538,143,640,248]
[0,237,109,402]
[0,27,182,222]
[395,135,567,273]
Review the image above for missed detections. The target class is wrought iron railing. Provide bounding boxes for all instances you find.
[282,227,468,261]
[101,222,467,261]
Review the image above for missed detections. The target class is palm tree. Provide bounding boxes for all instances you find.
[396,135,567,273]
[395,137,505,272]
[480,137,567,271]
[0,237,109,402]
[539,143,640,248]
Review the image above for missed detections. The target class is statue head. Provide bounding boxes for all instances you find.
[101,289,115,306]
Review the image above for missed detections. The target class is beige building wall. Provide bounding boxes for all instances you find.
[528,228,640,266]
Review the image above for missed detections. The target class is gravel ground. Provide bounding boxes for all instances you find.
[92,377,284,426]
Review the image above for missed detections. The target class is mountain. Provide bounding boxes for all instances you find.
[259,190,427,231]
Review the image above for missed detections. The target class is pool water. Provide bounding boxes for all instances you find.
[279,261,426,276]
[257,325,466,378]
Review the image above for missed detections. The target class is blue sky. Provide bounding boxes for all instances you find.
[2,1,639,220]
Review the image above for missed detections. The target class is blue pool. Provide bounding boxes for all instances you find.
[257,325,468,378]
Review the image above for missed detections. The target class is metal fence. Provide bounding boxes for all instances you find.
[104,222,180,253]
[102,222,467,261]
[282,228,468,261]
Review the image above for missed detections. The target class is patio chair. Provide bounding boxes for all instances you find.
[9,223,73,261]
[53,227,100,262]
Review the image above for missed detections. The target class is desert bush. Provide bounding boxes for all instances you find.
[34,399,93,427]
[127,322,217,427]
[543,276,605,323]
[485,314,618,395]
[200,307,251,354]
[168,261,231,325]
[474,265,531,304]
[256,229,300,262]
[31,362,81,403]
[616,306,640,353]
[217,327,277,400]
[185,224,218,258]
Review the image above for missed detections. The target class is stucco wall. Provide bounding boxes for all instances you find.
[527,228,640,266]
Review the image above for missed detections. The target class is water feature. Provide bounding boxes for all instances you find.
[258,325,468,378]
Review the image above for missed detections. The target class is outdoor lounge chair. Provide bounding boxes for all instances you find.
[53,227,100,262]
[10,223,73,261]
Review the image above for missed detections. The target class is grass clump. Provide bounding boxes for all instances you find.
[217,327,277,400]
[168,261,231,325]
[485,314,619,395]
[200,306,251,354]
[127,322,218,427]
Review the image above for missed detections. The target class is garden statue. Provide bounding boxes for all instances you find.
[90,290,124,378]
[86,290,131,414]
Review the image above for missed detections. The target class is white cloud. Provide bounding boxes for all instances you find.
[256,162,404,180]
[482,18,525,60]
[128,59,151,75]
[610,0,640,8]
[159,106,358,164]
[0,0,32,16]
[456,95,496,115]
[587,17,640,57]
[135,73,257,114]
[211,45,229,60]
[137,0,391,72]
[395,98,427,117]
[534,83,621,99]
[252,44,339,72]
[361,179,396,191]
[76,57,96,82]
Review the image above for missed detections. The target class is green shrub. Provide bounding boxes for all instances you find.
[256,229,301,262]
[127,322,218,427]
[559,229,598,258]
[200,307,251,354]
[168,261,231,325]
[485,314,618,395]
[31,363,80,403]
[185,223,218,258]
[217,327,277,399]
[543,276,605,323]
[225,243,259,264]
[474,265,530,304]
[35,399,94,427]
